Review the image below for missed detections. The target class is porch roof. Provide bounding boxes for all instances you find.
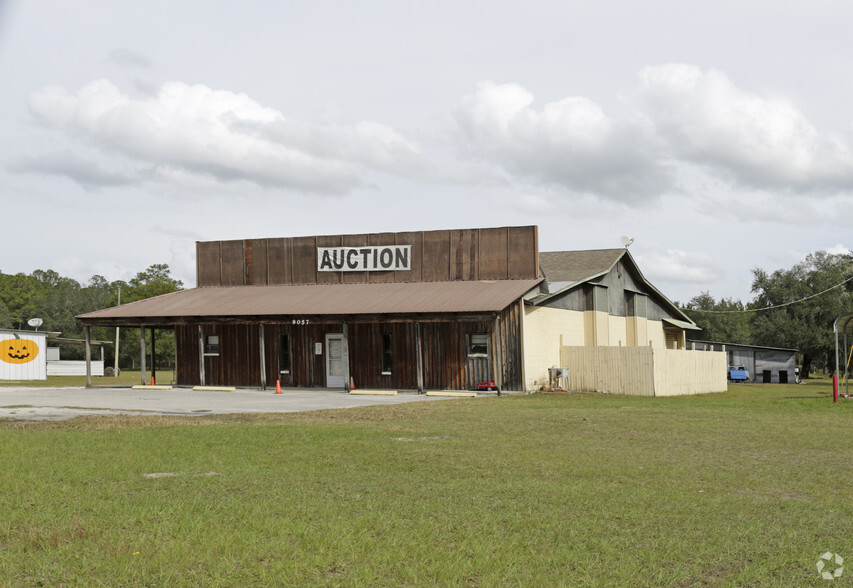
[76,278,543,326]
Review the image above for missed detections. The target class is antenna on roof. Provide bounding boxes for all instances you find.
[620,236,634,248]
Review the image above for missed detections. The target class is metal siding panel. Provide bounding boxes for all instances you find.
[267,238,293,285]
[450,228,478,281]
[250,239,269,286]
[291,237,317,284]
[422,230,451,282]
[196,242,222,287]
[220,241,246,286]
[508,226,538,279]
[478,227,509,280]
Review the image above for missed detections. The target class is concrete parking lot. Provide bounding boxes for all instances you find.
[0,386,461,421]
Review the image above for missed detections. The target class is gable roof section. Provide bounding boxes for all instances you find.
[77,279,543,326]
[539,249,625,284]
[534,248,695,325]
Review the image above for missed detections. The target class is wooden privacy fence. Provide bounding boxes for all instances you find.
[559,346,727,396]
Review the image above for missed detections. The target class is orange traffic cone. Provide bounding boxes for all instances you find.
[151,375,155,386]
[275,380,282,394]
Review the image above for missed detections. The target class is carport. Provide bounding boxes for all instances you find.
[833,312,853,401]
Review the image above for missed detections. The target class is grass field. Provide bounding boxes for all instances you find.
[0,370,176,388]
[1,378,852,586]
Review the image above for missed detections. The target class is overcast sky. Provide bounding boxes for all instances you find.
[1,0,852,303]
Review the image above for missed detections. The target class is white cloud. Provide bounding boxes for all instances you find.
[453,68,853,210]
[636,64,853,192]
[27,80,425,194]
[455,81,672,203]
[826,243,852,256]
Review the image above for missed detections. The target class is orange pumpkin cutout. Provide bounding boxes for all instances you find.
[1,334,39,364]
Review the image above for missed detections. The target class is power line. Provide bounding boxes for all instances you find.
[683,273,853,314]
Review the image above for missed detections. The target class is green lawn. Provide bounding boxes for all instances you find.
[0,379,851,586]
[0,369,175,388]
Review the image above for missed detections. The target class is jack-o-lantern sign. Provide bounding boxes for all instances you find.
[1,334,39,364]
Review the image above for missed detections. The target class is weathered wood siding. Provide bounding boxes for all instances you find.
[196,226,539,287]
[559,346,727,396]
[175,312,525,390]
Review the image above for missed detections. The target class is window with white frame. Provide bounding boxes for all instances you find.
[468,333,489,357]
[204,335,220,356]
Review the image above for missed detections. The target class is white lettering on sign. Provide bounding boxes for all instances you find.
[317,246,411,272]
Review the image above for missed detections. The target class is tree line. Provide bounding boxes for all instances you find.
[0,264,182,370]
[679,251,853,378]
[2,250,851,377]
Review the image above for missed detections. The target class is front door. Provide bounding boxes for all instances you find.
[325,333,346,388]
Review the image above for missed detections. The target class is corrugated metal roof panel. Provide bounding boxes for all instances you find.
[77,279,543,323]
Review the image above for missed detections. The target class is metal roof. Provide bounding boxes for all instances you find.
[687,339,798,352]
[76,278,543,325]
[539,249,625,283]
[835,312,853,336]
[662,318,702,331]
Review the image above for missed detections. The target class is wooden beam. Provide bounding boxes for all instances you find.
[139,326,147,386]
[150,327,156,384]
[84,325,92,388]
[416,321,424,394]
[493,314,502,396]
[342,320,351,392]
[259,323,266,390]
[198,325,205,386]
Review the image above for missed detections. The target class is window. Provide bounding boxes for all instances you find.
[279,334,291,374]
[204,335,220,356]
[468,333,489,357]
[381,333,392,374]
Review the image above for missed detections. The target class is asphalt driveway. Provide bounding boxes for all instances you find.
[0,386,460,421]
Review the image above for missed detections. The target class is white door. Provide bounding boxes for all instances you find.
[325,333,346,388]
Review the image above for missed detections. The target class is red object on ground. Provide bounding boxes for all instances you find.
[834,375,838,403]
[151,376,155,386]
[275,380,282,394]
[476,381,496,390]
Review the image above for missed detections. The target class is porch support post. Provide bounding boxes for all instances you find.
[259,323,267,390]
[198,326,206,387]
[518,299,527,394]
[342,320,350,392]
[494,314,503,396]
[139,325,147,386]
[84,325,92,388]
[150,327,156,384]
[416,322,424,393]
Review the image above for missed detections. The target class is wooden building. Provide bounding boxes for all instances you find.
[523,248,704,391]
[77,226,706,394]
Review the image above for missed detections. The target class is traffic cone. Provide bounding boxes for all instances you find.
[275,380,282,394]
[349,377,355,391]
[151,375,155,386]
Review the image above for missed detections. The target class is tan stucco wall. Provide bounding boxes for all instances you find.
[523,306,584,391]
[608,316,627,346]
[524,307,688,391]
[647,320,668,348]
